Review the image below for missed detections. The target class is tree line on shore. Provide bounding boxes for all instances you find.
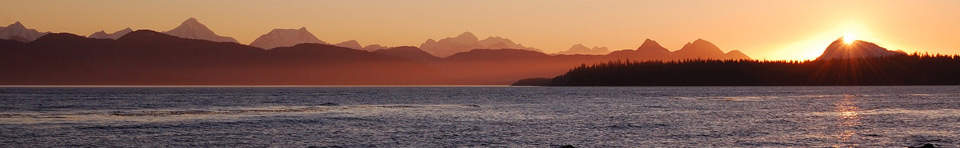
[515,53,960,86]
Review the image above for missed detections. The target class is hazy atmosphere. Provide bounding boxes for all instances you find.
[3,0,959,60]
[4,1,960,147]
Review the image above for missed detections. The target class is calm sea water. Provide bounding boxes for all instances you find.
[1,86,958,147]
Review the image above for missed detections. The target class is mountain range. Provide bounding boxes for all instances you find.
[333,40,363,50]
[0,28,764,85]
[331,40,389,51]
[419,32,542,57]
[89,28,133,39]
[607,38,750,61]
[17,19,928,85]
[14,18,748,60]
[362,44,389,51]
[249,27,326,49]
[0,30,446,85]
[162,18,239,43]
[0,22,47,42]
[556,44,610,55]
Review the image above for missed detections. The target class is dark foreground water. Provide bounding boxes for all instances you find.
[1,86,958,147]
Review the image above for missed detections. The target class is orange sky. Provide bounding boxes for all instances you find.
[2,0,958,60]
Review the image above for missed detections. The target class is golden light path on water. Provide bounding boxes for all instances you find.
[834,94,862,147]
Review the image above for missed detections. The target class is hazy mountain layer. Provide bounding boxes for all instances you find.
[162,18,239,43]
[333,40,363,50]
[0,22,47,42]
[89,28,133,39]
[608,38,750,61]
[0,30,446,85]
[250,27,326,49]
[556,44,609,55]
[419,32,541,57]
[0,27,773,85]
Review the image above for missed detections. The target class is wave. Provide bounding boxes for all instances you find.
[806,108,960,117]
[669,96,775,101]
[0,104,481,124]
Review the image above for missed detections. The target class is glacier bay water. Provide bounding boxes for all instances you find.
[0,86,958,147]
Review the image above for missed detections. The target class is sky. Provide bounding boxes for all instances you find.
[2,0,959,60]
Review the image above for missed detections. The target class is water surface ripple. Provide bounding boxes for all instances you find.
[1,86,958,147]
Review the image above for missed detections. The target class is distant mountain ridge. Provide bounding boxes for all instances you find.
[0,22,47,42]
[0,30,448,85]
[8,29,950,86]
[2,19,751,61]
[419,32,541,57]
[674,39,727,59]
[0,29,738,85]
[334,40,363,50]
[363,44,388,51]
[89,28,133,39]
[608,38,750,61]
[373,46,440,62]
[634,39,673,59]
[249,27,326,49]
[0,29,760,85]
[162,18,239,43]
[0,19,782,85]
[557,44,609,55]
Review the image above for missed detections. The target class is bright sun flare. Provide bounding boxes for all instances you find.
[843,33,857,44]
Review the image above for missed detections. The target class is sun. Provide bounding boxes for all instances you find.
[842,33,857,44]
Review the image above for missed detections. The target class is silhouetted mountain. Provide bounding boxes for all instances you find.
[334,40,363,50]
[477,36,541,52]
[0,21,47,42]
[636,39,671,53]
[0,30,449,85]
[607,38,748,61]
[607,39,673,60]
[163,18,239,43]
[445,49,550,61]
[249,27,326,49]
[88,31,107,39]
[363,44,388,51]
[673,39,727,59]
[420,32,541,57]
[722,50,751,59]
[373,46,440,62]
[1,25,770,85]
[556,44,609,55]
[3,30,607,85]
[816,38,906,60]
[88,28,133,39]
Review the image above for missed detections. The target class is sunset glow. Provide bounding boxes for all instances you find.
[2,0,959,60]
[843,33,857,44]
[4,1,960,147]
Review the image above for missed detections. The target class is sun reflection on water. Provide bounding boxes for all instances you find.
[833,94,862,147]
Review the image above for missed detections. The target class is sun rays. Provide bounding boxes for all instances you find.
[843,33,857,44]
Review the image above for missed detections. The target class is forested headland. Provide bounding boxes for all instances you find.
[515,53,960,86]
